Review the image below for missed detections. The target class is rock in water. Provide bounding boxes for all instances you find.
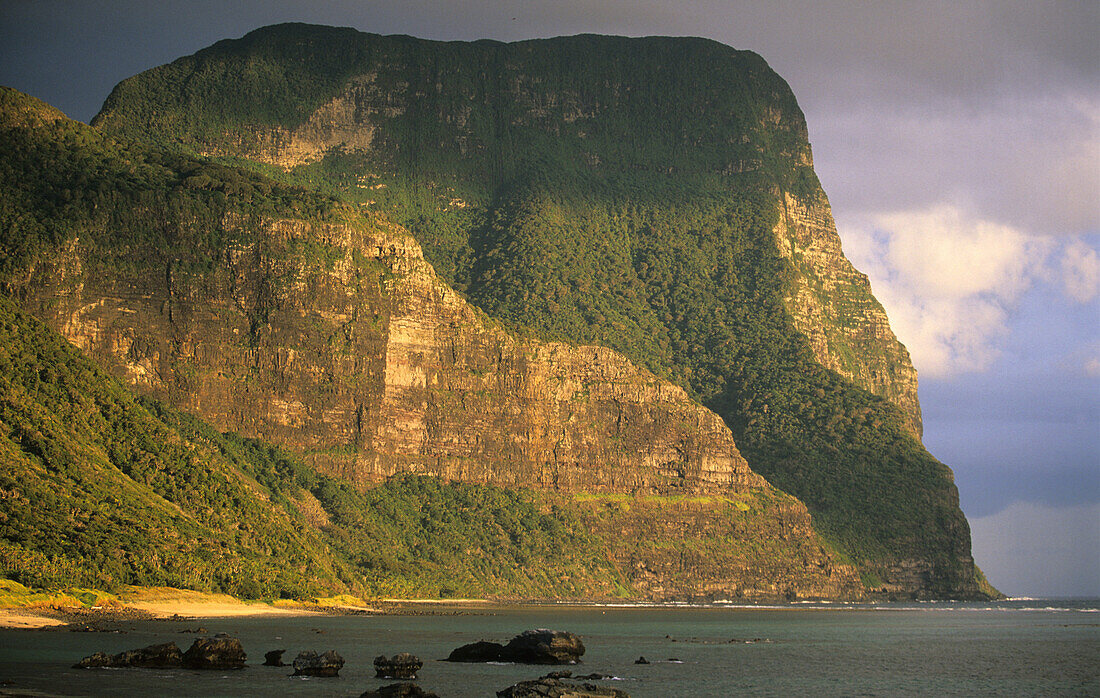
[447,630,584,665]
[446,640,507,663]
[263,649,287,666]
[360,683,441,698]
[496,674,630,698]
[292,650,345,677]
[503,630,585,665]
[374,652,423,679]
[182,635,246,669]
[73,642,183,669]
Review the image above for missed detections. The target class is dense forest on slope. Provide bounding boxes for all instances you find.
[91,25,988,596]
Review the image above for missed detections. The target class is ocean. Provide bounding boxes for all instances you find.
[0,599,1097,697]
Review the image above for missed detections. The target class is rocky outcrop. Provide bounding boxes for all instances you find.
[263,649,287,666]
[182,635,247,669]
[374,653,423,679]
[497,673,630,698]
[292,650,345,677]
[447,630,585,665]
[73,642,182,669]
[361,684,441,698]
[504,630,586,665]
[775,189,923,436]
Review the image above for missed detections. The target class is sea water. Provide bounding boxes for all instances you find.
[0,599,1097,697]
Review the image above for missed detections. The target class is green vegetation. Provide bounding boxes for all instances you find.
[90,25,982,594]
[0,87,335,280]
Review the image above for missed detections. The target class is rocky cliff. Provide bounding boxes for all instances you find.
[16,213,860,600]
[24,214,767,496]
[775,188,923,436]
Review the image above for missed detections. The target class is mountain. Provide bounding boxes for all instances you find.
[0,86,861,601]
[2,24,995,599]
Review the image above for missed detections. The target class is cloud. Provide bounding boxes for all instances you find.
[969,500,1100,597]
[841,205,1054,376]
[810,95,1100,237]
[1060,238,1100,303]
[1079,342,1100,378]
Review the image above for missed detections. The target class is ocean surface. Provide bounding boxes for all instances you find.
[0,599,1097,697]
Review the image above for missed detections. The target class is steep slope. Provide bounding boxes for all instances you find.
[90,25,988,597]
[0,86,860,600]
[0,294,353,597]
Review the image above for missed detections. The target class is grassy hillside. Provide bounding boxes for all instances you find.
[91,26,987,596]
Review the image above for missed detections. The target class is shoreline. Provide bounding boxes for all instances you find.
[0,585,1059,631]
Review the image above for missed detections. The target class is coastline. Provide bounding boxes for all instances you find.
[0,585,379,630]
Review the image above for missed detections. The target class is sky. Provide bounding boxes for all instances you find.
[1,0,1097,597]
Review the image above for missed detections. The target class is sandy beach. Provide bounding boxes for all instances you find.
[0,586,381,629]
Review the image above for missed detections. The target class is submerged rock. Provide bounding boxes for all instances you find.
[73,641,183,669]
[374,652,423,679]
[447,629,584,665]
[182,634,246,669]
[360,683,441,698]
[292,649,345,677]
[496,673,630,698]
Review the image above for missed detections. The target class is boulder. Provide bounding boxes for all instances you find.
[446,640,506,663]
[263,649,287,666]
[73,641,183,669]
[292,649,345,677]
[503,629,585,665]
[360,683,441,698]
[374,652,423,679]
[182,634,246,669]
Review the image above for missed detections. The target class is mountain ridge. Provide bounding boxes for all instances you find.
[0,85,863,601]
[2,25,995,599]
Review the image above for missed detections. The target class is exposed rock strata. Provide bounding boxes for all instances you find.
[14,213,860,599]
[774,189,923,436]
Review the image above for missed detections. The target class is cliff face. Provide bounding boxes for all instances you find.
[10,202,859,599]
[24,216,764,496]
[775,188,923,436]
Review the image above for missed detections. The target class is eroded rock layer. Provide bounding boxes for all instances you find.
[12,208,860,599]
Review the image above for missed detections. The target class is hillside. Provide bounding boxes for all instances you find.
[88,25,990,598]
[0,86,861,601]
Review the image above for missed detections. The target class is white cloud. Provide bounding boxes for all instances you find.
[841,205,1053,377]
[1060,238,1100,302]
[969,500,1100,597]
